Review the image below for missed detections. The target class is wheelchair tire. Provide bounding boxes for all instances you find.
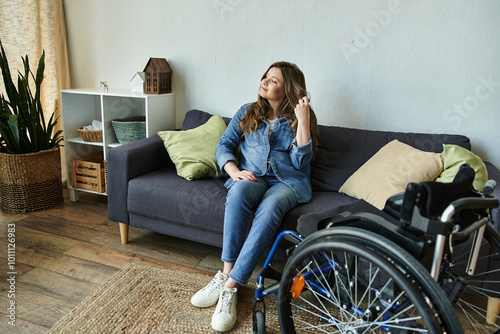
[253,310,265,334]
[278,226,463,334]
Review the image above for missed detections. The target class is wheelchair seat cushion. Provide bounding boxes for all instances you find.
[297,199,428,259]
[297,199,401,237]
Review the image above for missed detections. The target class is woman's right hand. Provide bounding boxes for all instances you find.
[224,162,257,182]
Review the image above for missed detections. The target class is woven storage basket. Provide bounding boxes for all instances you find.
[77,127,103,142]
[0,147,63,213]
[112,116,146,144]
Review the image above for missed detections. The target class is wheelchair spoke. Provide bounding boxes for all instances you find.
[457,298,500,331]
[452,238,490,262]
[455,300,493,333]
[368,322,429,333]
[466,284,500,297]
[364,290,424,333]
[313,252,345,307]
[357,265,387,310]
[290,300,340,333]
[467,267,500,278]
[306,252,351,324]
[452,252,499,268]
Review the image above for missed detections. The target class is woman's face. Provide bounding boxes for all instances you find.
[259,67,285,104]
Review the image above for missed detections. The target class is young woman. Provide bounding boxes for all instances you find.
[191,61,319,332]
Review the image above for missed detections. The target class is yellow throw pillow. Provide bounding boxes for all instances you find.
[157,115,227,181]
[339,140,444,209]
[435,144,488,191]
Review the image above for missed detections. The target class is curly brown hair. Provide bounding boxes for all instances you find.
[239,61,320,159]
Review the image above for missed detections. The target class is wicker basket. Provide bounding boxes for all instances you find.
[0,147,63,213]
[77,127,103,142]
[112,117,146,144]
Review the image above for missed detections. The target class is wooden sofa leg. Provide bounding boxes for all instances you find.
[119,223,129,244]
[487,297,500,324]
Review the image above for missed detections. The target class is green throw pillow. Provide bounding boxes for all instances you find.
[157,115,227,181]
[435,144,488,190]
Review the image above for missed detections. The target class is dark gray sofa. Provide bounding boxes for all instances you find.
[107,109,500,249]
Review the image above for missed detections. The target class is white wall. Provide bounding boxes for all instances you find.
[63,0,500,167]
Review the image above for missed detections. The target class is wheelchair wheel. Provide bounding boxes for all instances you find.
[253,310,266,334]
[443,224,500,333]
[278,227,462,334]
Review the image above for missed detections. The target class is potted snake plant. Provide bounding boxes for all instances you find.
[0,39,63,213]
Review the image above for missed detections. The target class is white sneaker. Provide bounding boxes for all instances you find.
[191,271,228,308]
[211,287,238,332]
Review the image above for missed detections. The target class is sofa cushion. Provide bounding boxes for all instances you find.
[436,144,488,191]
[158,115,227,180]
[127,166,357,240]
[128,166,228,234]
[182,109,231,130]
[311,125,471,192]
[338,140,444,209]
[281,190,357,232]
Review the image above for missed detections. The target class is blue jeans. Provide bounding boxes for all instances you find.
[221,171,298,285]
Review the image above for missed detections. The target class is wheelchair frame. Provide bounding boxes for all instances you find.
[253,166,500,334]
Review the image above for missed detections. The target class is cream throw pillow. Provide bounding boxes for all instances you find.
[339,140,444,209]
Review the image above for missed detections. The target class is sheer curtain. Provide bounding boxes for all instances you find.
[0,0,71,178]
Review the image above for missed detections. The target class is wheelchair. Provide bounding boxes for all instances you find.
[253,164,500,333]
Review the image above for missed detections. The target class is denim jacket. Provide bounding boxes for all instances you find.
[217,103,313,203]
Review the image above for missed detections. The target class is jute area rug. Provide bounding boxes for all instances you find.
[49,262,280,333]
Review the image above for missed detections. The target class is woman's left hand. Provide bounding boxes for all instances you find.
[294,96,311,146]
[294,96,310,123]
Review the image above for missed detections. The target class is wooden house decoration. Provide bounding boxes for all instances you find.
[143,58,172,94]
[130,72,145,93]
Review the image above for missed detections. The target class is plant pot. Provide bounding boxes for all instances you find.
[0,147,63,213]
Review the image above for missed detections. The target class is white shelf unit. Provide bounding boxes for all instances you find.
[61,88,175,201]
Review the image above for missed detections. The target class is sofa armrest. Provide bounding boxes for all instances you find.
[107,135,172,224]
[485,162,500,232]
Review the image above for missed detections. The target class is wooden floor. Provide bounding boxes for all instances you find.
[0,189,226,333]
